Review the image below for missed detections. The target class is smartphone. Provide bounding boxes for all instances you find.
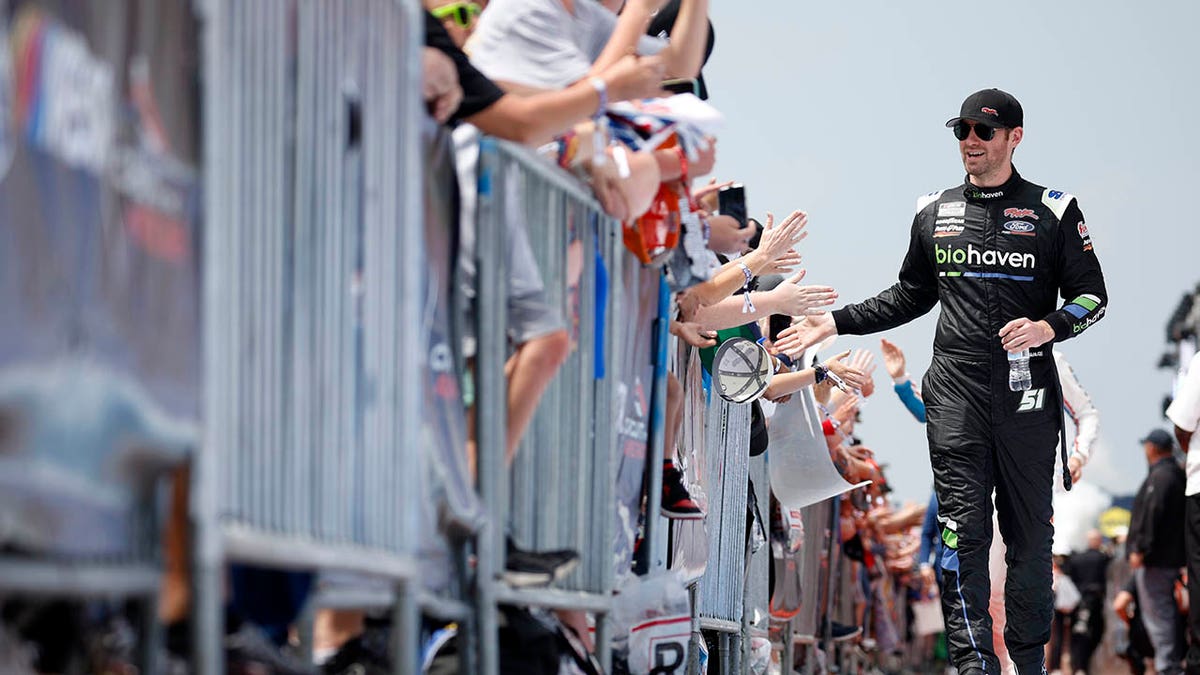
[662,78,700,96]
[718,183,748,229]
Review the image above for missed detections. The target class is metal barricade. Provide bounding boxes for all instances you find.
[743,455,772,670]
[474,137,644,674]
[196,0,424,672]
[695,395,752,672]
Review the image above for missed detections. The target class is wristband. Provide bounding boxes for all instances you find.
[738,262,755,314]
[892,372,911,385]
[822,419,837,436]
[589,77,608,116]
[589,78,609,166]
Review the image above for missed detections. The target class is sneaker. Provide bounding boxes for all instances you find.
[225,624,317,675]
[321,634,391,675]
[503,538,579,588]
[661,460,703,520]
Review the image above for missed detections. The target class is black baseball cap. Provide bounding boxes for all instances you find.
[945,88,1023,129]
[1140,428,1175,451]
[647,0,715,100]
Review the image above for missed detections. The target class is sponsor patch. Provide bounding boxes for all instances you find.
[934,224,965,238]
[1047,190,1065,200]
[1004,207,1038,220]
[1017,388,1047,413]
[936,242,1036,269]
[1002,220,1036,236]
[981,107,998,116]
[1072,306,1106,333]
[1078,221,1094,251]
[937,201,966,217]
[935,217,964,225]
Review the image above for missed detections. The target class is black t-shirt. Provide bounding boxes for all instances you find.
[424,12,504,123]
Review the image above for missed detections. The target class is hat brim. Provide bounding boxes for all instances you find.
[945,114,1011,129]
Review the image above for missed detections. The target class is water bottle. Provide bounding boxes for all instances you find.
[1008,349,1032,391]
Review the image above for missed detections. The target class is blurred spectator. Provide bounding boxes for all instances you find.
[423,8,666,138]
[1128,429,1186,675]
[1063,529,1111,674]
[1113,572,1186,675]
[1165,350,1200,673]
[1049,555,1079,674]
[467,0,708,94]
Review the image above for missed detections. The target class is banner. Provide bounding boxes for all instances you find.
[0,1,200,555]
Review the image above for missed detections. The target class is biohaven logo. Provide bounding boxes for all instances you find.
[935,243,1036,269]
[1073,307,1106,334]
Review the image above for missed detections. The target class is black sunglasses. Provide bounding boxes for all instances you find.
[953,121,997,142]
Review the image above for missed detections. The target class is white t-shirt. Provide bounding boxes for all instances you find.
[467,0,666,91]
[1167,351,1200,495]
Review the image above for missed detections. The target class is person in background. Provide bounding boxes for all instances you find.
[1165,349,1200,673]
[1062,529,1111,674]
[1127,429,1187,675]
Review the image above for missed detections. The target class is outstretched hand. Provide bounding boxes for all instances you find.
[756,210,808,270]
[691,178,735,206]
[825,350,868,391]
[847,349,877,397]
[774,313,838,358]
[879,338,907,380]
[764,271,837,318]
[670,320,717,348]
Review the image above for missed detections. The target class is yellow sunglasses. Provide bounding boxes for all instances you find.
[432,2,482,28]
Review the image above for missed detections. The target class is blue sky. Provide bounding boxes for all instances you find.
[703,0,1200,503]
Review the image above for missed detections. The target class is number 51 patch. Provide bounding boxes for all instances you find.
[1017,388,1047,413]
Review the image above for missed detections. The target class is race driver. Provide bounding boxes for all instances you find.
[775,88,1108,675]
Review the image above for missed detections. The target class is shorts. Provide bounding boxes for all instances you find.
[452,125,565,358]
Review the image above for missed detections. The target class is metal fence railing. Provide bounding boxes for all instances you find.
[196,0,424,672]
[472,136,666,675]
[2,2,925,670]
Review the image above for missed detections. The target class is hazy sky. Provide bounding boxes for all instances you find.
[703,0,1200,504]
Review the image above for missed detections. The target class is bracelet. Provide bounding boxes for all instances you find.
[589,77,608,118]
[674,145,689,182]
[738,261,755,314]
[588,78,608,166]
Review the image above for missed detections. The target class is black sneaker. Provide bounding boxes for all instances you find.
[321,634,391,675]
[660,460,703,520]
[503,538,579,588]
[225,624,317,675]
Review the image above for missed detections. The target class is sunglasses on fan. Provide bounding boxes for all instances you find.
[432,1,481,27]
[952,121,999,142]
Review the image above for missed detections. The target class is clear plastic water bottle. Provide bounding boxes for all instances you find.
[1008,349,1032,391]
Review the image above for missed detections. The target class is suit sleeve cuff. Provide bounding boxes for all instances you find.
[831,307,852,335]
[1043,311,1071,342]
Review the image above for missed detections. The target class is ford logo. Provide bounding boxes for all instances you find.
[1003,221,1035,233]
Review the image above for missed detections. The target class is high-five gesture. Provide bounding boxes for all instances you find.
[763,270,838,318]
[774,313,838,358]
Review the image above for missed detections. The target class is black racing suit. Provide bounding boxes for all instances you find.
[831,168,1107,674]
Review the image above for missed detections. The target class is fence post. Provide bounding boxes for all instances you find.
[473,138,508,675]
[642,275,671,573]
